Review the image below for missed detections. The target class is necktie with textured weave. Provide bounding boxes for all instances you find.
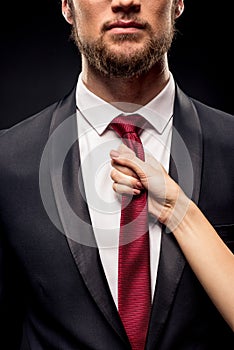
[110,114,151,350]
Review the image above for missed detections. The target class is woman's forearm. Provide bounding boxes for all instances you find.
[171,199,234,331]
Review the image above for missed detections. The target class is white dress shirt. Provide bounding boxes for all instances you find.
[76,73,175,307]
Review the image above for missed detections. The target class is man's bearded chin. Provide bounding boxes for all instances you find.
[71,26,175,78]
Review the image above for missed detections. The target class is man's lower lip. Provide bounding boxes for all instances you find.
[108,27,142,34]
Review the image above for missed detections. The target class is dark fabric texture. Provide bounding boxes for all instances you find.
[0,84,233,349]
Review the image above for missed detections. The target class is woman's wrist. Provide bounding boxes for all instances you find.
[158,186,192,232]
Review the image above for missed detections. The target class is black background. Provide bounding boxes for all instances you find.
[0,0,233,129]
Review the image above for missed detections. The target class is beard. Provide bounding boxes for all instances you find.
[70,15,176,78]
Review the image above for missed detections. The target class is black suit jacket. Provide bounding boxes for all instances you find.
[0,84,233,349]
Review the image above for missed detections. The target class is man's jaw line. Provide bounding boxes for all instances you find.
[82,56,170,107]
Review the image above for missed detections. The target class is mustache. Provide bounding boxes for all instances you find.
[102,17,152,32]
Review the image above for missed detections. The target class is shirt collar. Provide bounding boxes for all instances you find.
[76,72,175,135]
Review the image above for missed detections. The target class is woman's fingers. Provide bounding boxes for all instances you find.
[111,160,138,179]
[110,146,148,182]
[112,183,141,196]
[110,145,164,191]
[110,168,143,192]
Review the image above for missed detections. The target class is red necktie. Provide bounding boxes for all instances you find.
[110,114,151,350]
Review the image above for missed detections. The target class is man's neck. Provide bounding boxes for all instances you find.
[81,58,170,112]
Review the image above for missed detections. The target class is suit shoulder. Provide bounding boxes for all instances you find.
[0,100,61,170]
[191,98,234,124]
[0,101,59,140]
[0,82,76,143]
[191,98,234,149]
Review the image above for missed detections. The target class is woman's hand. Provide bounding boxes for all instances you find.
[110,144,190,231]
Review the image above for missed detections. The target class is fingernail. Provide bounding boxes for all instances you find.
[133,189,141,195]
[110,150,120,158]
[136,181,143,189]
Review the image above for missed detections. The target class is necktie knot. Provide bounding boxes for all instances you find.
[110,114,146,160]
[110,114,146,138]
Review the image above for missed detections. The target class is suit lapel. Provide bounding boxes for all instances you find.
[146,85,203,349]
[170,85,203,205]
[48,88,129,345]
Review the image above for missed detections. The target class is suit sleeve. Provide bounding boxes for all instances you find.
[0,223,26,349]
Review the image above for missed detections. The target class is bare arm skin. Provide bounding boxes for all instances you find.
[110,144,234,331]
